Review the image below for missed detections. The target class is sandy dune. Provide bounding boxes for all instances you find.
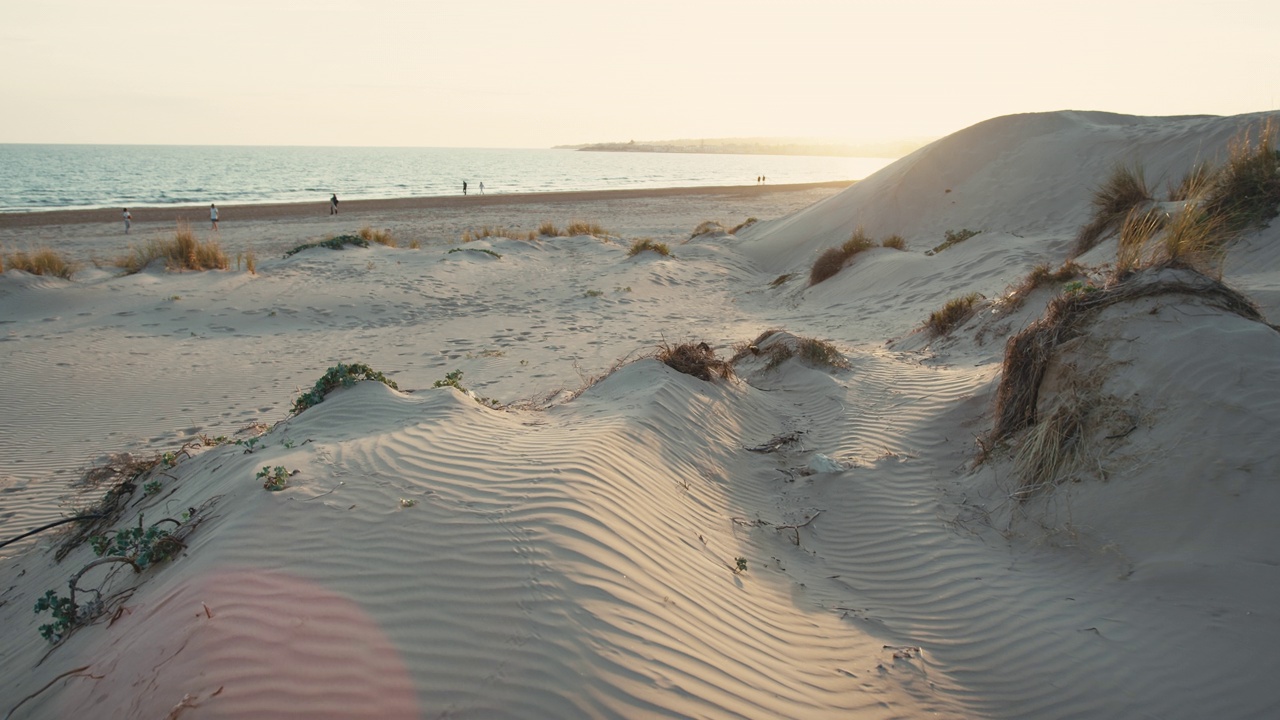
[2,111,1279,719]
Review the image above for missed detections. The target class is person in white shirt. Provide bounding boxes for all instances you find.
[210,204,219,230]
[123,208,131,234]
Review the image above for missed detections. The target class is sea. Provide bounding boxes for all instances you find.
[0,144,895,213]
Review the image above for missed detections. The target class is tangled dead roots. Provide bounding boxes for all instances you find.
[657,342,735,381]
[991,266,1268,445]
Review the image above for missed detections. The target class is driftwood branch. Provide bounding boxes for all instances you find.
[4,665,99,720]
[775,510,823,546]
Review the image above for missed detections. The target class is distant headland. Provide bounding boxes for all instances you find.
[555,136,931,158]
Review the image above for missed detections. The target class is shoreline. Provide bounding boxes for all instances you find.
[0,181,854,229]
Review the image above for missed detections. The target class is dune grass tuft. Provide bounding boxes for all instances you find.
[118,221,228,273]
[2,248,78,278]
[1001,261,1085,311]
[565,220,609,238]
[1072,162,1153,256]
[795,337,851,369]
[656,341,734,381]
[538,221,560,237]
[730,217,758,234]
[1012,402,1086,499]
[1202,119,1280,232]
[728,329,849,372]
[809,228,876,285]
[1167,161,1215,202]
[628,238,670,257]
[926,292,984,336]
[691,220,725,238]
[461,226,524,243]
[881,235,907,251]
[357,226,396,247]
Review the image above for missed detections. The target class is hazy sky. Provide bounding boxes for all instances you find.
[2,0,1276,148]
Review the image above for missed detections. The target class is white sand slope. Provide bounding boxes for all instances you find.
[2,110,1280,719]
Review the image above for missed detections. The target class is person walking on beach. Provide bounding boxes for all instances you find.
[123,208,131,234]
[330,193,339,215]
[210,203,219,231]
[479,181,484,195]
[463,181,468,196]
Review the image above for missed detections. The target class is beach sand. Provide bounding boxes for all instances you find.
[2,114,1279,719]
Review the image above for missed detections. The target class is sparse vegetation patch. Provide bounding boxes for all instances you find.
[292,362,399,415]
[283,234,369,258]
[448,247,502,259]
[927,228,982,256]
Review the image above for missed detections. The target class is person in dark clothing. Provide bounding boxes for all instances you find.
[330,194,339,215]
